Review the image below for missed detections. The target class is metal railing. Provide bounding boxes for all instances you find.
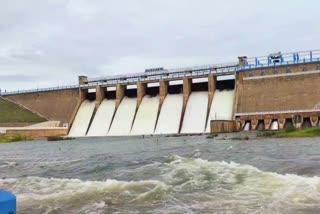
[87,62,238,83]
[81,64,238,88]
[241,49,320,71]
[1,85,79,96]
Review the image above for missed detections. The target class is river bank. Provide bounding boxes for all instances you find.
[258,127,320,138]
[0,133,31,143]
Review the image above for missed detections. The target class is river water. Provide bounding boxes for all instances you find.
[1,135,320,213]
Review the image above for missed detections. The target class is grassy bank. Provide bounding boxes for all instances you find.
[0,133,32,143]
[0,97,46,123]
[47,136,74,141]
[259,127,320,138]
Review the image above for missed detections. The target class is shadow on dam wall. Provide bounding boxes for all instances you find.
[216,79,235,90]
[168,84,182,94]
[146,86,159,96]
[105,90,116,99]
[191,82,208,92]
[86,91,96,101]
[125,88,137,98]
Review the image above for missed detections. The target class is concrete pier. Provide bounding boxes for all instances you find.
[264,119,272,130]
[278,118,286,130]
[310,116,319,127]
[116,84,125,109]
[137,82,146,108]
[250,119,258,130]
[159,80,168,107]
[179,77,192,132]
[95,86,105,109]
[207,74,216,118]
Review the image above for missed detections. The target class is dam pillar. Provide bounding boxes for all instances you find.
[208,74,216,114]
[137,82,147,108]
[292,115,303,129]
[159,80,168,107]
[251,119,258,131]
[233,72,243,120]
[116,84,125,109]
[79,88,87,103]
[78,76,88,103]
[264,118,272,130]
[95,86,105,109]
[179,77,192,132]
[310,116,319,127]
[68,76,88,132]
[183,77,192,109]
[278,118,286,130]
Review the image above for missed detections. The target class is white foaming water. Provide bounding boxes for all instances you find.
[3,156,320,213]
[163,156,320,213]
[131,95,159,135]
[1,176,170,214]
[206,90,235,132]
[87,99,116,136]
[180,91,208,133]
[108,97,137,136]
[244,122,251,131]
[68,100,95,137]
[155,94,183,134]
[271,120,279,130]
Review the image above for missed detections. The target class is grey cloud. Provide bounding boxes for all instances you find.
[0,0,319,91]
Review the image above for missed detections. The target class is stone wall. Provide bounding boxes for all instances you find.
[236,63,320,114]
[6,128,68,139]
[6,89,79,124]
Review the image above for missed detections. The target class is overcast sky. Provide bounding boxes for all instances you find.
[0,0,319,91]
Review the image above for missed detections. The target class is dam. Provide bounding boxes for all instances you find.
[1,49,320,137]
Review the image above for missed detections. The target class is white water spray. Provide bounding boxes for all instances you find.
[108,97,137,136]
[87,99,116,136]
[271,120,279,130]
[243,122,251,131]
[180,91,208,133]
[131,95,159,135]
[206,90,235,132]
[155,94,183,134]
[68,100,95,137]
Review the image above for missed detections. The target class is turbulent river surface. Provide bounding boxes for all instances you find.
[1,135,320,213]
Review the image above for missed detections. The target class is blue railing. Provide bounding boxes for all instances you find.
[240,50,320,71]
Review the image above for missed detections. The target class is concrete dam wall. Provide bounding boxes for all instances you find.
[4,50,320,135]
[5,89,79,124]
[235,62,320,131]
